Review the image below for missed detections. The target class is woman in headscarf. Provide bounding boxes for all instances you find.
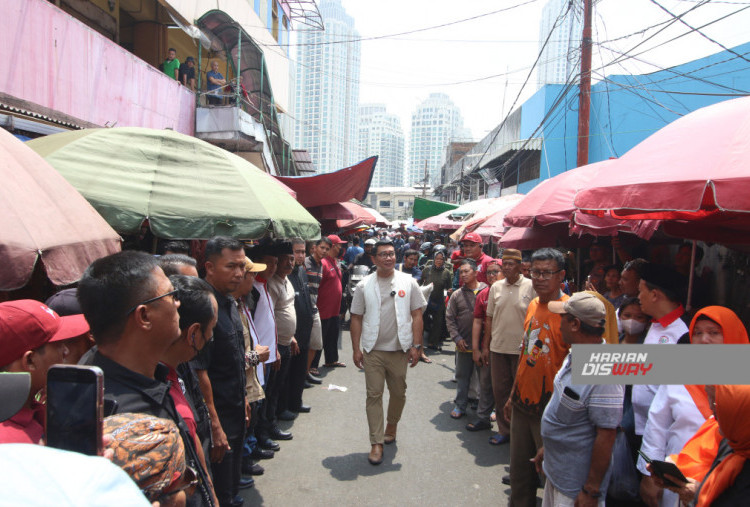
[420,250,453,358]
[652,385,750,506]
[638,306,749,507]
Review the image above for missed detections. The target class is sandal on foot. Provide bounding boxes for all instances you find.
[466,419,492,432]
[450,408,465,419]
[419,355,432,364]
[324,362,347,368]
[489,433,510,445]
[309,368,320,376]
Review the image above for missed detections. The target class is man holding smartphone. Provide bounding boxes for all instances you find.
[532,292,624,506]
[0,300,87,444]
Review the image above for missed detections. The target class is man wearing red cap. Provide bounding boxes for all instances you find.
[460,232,495,285]
[0,300,89,443]
[318,234,347,368]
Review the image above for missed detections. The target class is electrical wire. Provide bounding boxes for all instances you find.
[649,0,750,64]
[465,0,575,177]
[278,0,541,47]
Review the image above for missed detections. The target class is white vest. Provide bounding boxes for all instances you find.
[360,270,415,353]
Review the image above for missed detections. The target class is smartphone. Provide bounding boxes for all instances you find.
[637,450,688,487]
[46,365,104,456]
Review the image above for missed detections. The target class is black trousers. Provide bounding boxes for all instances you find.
[258,344,291,435]
[321,316,340,364]
[281,347,308,412]
[211,424,245,506]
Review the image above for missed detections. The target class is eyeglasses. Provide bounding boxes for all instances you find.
[529,269,562,280]
[487,270,502,276]
[127,289,179,315]
[159,466,198,500]
[376,252,396,258]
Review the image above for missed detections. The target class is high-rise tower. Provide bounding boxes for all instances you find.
[358,104,405,187]
[294,0,361,173]
[407,93,468,187]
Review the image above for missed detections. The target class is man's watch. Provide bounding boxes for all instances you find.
[581,486,601,498]
[411,344,422,350]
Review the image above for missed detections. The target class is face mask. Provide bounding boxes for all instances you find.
[621,319,646,335]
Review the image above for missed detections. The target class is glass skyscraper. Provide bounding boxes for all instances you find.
[294,0,361,173]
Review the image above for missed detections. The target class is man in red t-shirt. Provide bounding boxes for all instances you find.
[460,232,495,285]
[318,234,347,368]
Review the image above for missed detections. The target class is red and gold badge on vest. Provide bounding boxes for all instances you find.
[398,290,406,297]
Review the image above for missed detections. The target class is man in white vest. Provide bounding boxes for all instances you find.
[350,240,427,466]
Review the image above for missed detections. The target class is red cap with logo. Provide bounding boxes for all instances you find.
[327,234,347,245]
[461,232,483,244]
[0,300,90,367]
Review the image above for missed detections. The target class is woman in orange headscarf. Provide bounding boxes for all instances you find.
[639,306,749,506]
[691,384,750,505]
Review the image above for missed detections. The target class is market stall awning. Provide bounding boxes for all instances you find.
[275,156,378,207]
[413,197,459,220]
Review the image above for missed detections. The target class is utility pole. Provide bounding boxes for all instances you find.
[576,0,593,167]
[421,159,428,198]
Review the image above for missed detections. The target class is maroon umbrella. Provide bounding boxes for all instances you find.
[504,159,658,240]
[573,96,750,245]
[0,128,121,290]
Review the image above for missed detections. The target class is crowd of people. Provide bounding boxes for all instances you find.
[1,228,750,506]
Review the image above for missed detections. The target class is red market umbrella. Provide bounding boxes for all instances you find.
[574,96,750,229]
[503,159,658,240]
[0,128,121,290]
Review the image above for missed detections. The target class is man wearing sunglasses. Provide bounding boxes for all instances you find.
[78,251,217,506]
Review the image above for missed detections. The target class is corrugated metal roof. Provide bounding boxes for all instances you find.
[0,102,85,130]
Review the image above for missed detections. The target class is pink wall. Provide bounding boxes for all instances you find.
[0,0,194,134]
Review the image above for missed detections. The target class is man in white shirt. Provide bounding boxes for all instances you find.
[350,241,426,466]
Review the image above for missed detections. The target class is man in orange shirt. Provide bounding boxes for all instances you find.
[503,248,570,507]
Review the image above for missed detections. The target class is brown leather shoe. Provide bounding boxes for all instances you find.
[368,444,384,465]
[384,423,397,445]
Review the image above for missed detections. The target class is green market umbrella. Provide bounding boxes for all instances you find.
[27,128,320,240]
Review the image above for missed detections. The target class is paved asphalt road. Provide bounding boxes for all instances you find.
[240,330,543,506]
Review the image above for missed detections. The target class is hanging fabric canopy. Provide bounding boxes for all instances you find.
[276,156,378,208]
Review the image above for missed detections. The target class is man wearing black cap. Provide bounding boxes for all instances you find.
[179,56,196,91]
[631,263,688,439]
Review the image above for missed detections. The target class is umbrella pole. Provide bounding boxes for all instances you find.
[686,240,697,312]
[152,236,158,254]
